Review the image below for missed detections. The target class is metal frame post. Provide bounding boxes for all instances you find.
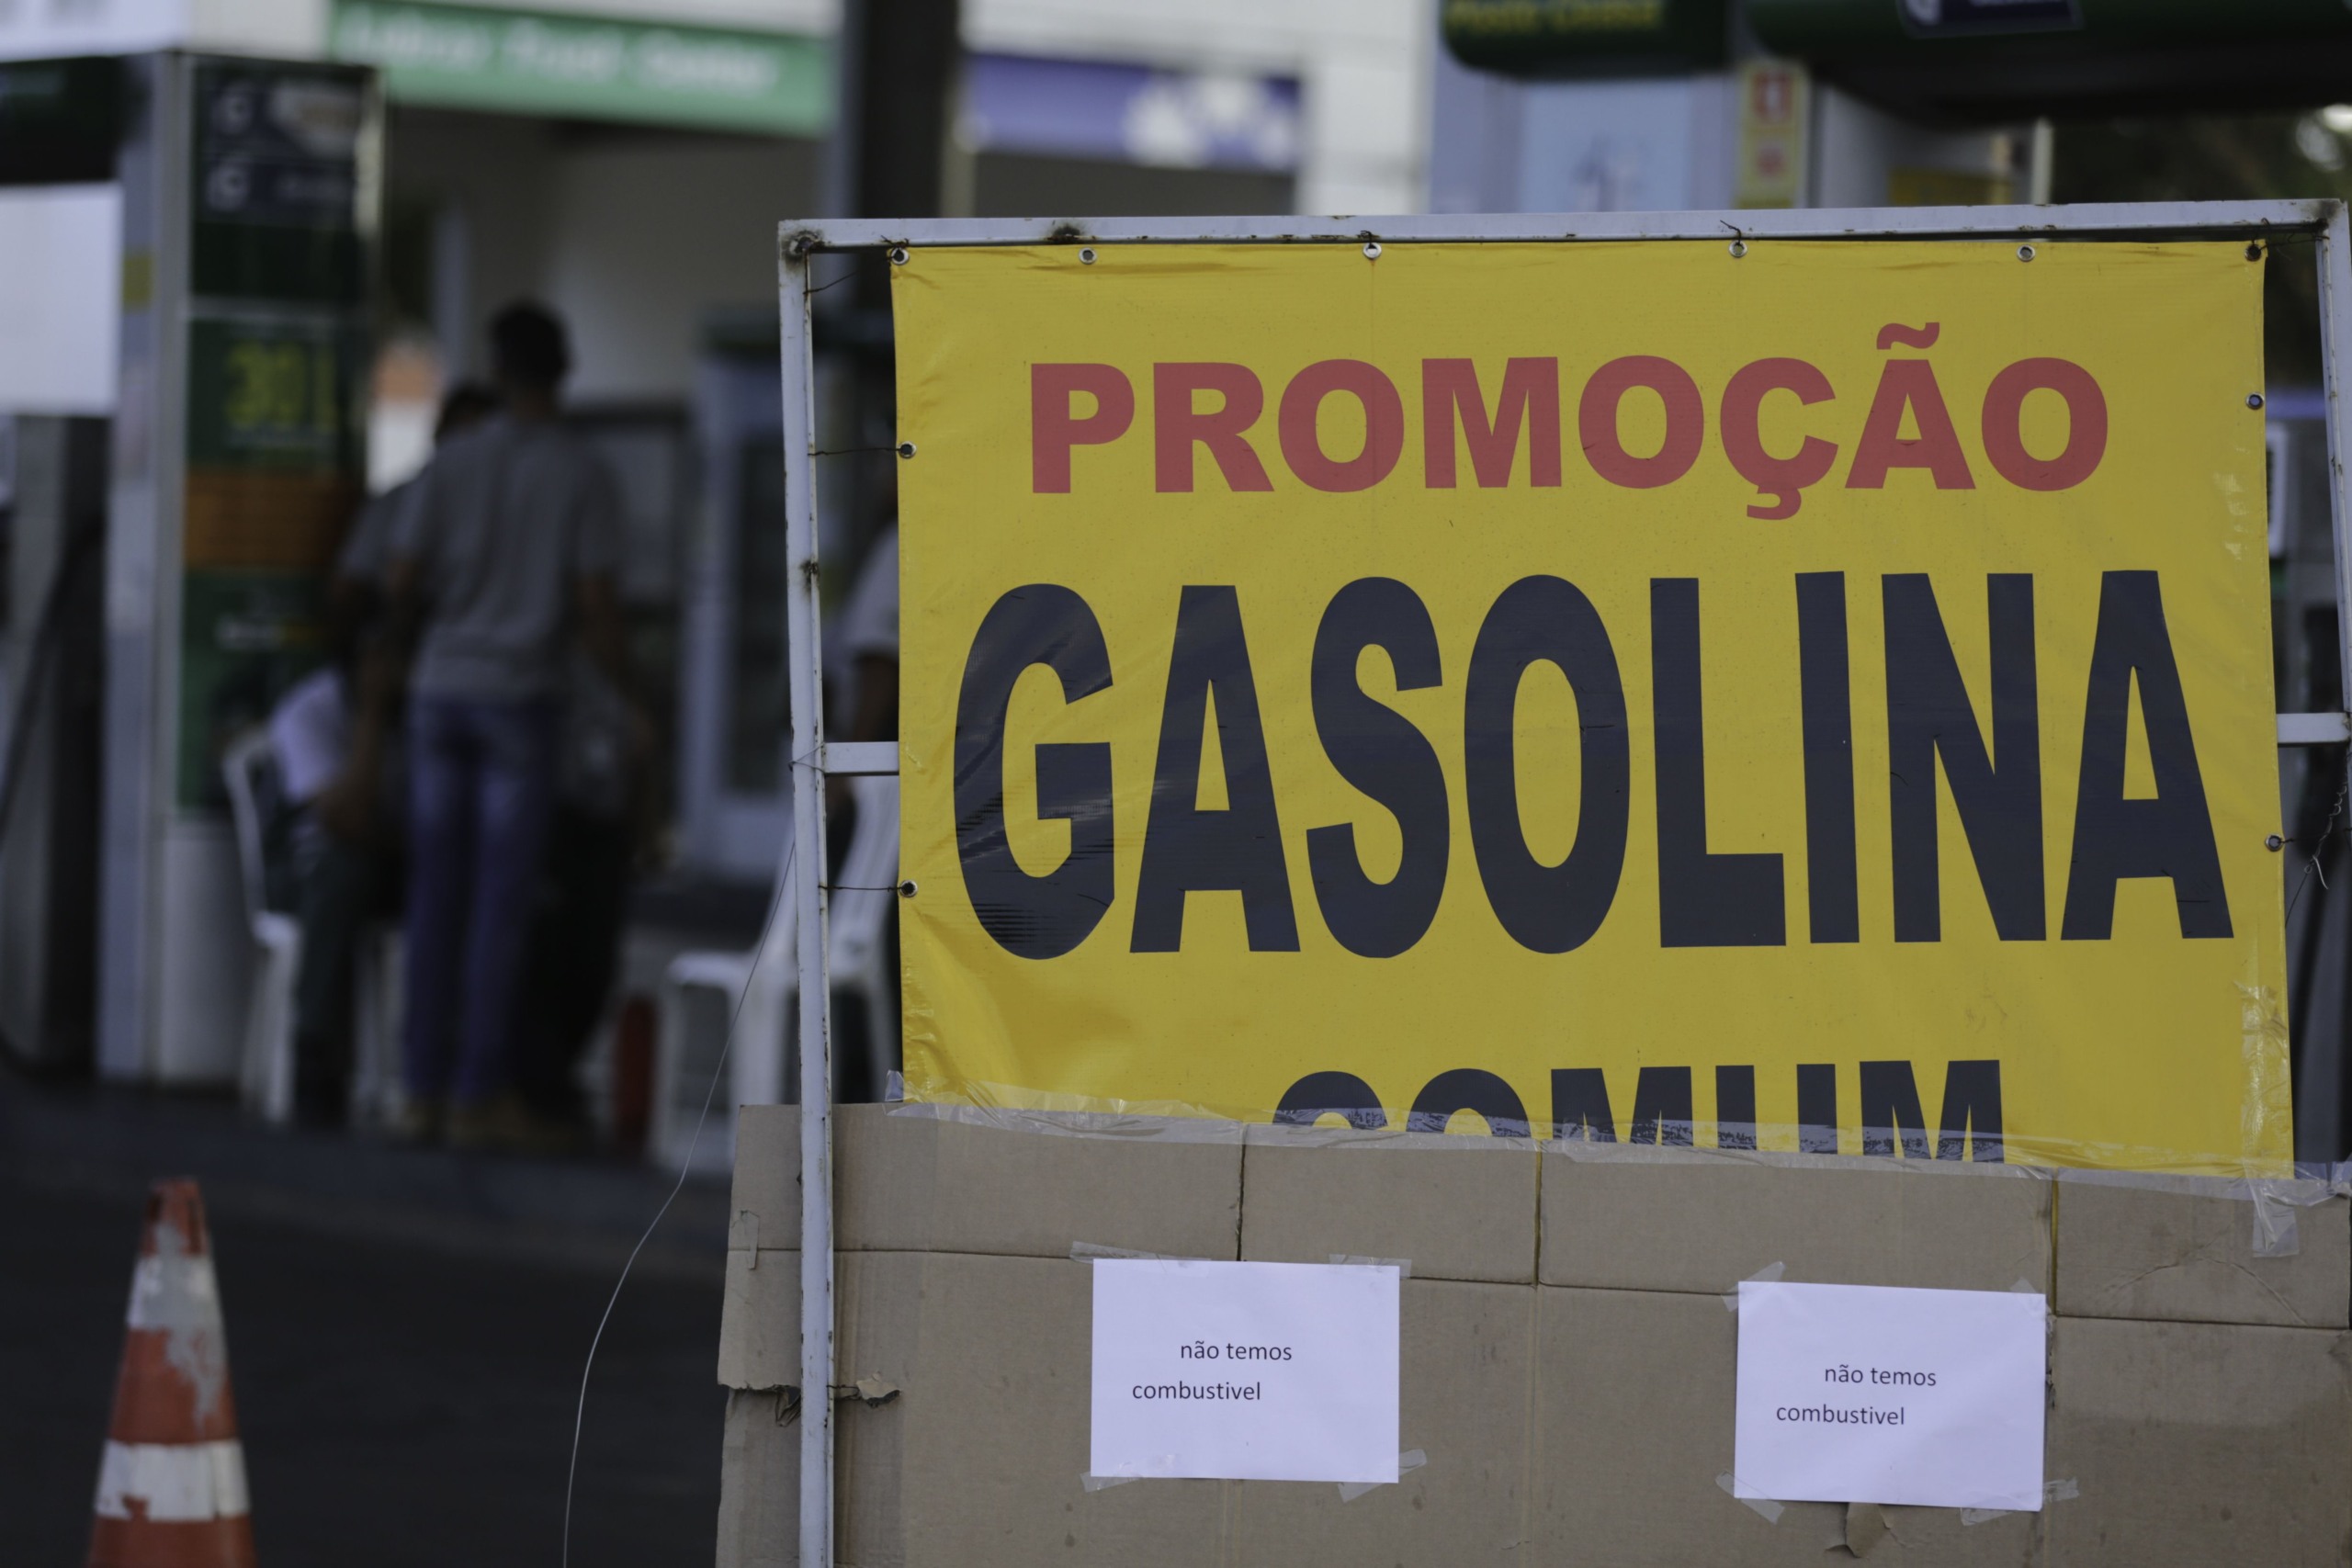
[774,197,2352,1564]
[777,197,2333,249]
[2315,205,2352,714]
[777,234,835,1568]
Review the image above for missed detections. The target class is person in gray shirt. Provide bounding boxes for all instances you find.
[334,381,496,624]
[385,303,629,1147]
[274,380,494,1129]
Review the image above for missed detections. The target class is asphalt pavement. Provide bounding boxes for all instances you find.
[2,1077,732,1565]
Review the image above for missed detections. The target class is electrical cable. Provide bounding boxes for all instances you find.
[2288,749,2351,926]
[561,836,794,1568]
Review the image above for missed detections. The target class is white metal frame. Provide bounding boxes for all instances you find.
[775,198,2352,1564]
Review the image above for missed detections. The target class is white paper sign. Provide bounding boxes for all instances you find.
[1089,1258,1400,1483]
[1735,1281,2046,1511]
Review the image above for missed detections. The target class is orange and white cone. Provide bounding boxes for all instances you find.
[85,1179,256,1568]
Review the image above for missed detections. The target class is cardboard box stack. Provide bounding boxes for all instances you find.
[717,1106,2352,1568]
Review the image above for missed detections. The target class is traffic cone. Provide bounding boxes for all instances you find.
[86,1179,256,1568]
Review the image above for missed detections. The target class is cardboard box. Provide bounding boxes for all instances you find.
[716,1388,796,1568]
[2045,1315,2352,1567]
[1228,1279,1534,1565]
[718,1109,2352,1567]
[838,1108,1241,1261]
[775,1253,1539,1567]
[720,1251,1217,1568]
[731,1106,799,1251]
[2053,1176,2350,1330]
[1540,1147,2052,1297]
[1240,1124,1537,1283]
[834,1251,1229,1568]
[731,1104,1244,1262]
[1530,1284,2039,1567]
[718,1247,798,1391]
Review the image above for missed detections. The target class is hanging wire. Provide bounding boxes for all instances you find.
[562,838,795,1568]
[2288,749,2352,925]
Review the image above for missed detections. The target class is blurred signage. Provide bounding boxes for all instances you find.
[1900,0,2088,35]
[190,62,366,304]
[172,60,370,809]
[0,0,184,62]
[196,70,363,230]
[892,239,2288,1177]
[1755,0,2344,48]
[1897,0,2080,37]
[1747,0,2352,121]
[329,0,829,134]
[1733,59,1808,209]
[962,53,1299,173]
[1442,0,1728,74]
[0,57,127,183]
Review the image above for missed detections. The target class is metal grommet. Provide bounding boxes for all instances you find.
[2248,393,2266,410]
[2267,835,2287,852]
[2017,243,2036,262]
[899,880,918,898]
[897,441,917,458]
[2247,241,2266,262]
[1363,242,1382,260]
[1727,239,1747,258]
[888,246,909,265]
[1079,247,1097,265]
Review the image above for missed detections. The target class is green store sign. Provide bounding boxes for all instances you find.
[330,0,831,135]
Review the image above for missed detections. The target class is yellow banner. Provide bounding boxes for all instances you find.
[891,239,2287,1176]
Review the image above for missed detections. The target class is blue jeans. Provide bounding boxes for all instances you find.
[402,695,560,1108]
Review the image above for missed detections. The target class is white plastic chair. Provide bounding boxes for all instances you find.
[655,772,899,1168]
[220,729,300,1123]
[653,880,793,1169]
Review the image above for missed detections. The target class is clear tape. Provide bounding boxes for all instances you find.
[1070,1241,1201,1262]
[2052,1167,2348,1201]
[2056,1168,2346,1259]
[887,1098,1245,1145]
[1080,1450,1428,1497]
[884,1091,2329,1198]
[1338,1448,1427,1502]
[1962,1476,2079,1525]
[1724,1260,1786,1312]
[1715,1471,1783,1524]
[1548,1134,2052,1182]
[1844,1500,1890,1558]
[1248,1122,1540,1154]
[1330,1254,1413,1277]
[2250,1179,2335,1257]
[2007,1278,2058,1341]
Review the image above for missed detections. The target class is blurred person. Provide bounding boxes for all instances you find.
[385,303,628,1148]
[267,385,493,1128]
[333,383,498,628]
[267,632,404,1127]
[511,650,647,1148]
